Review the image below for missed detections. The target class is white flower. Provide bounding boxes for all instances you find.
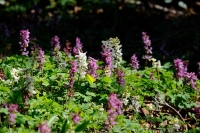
[75,50,88,78]
[151,58,162,69]
[123,98,129,106]
[129,96,141,113]
[102,37,123,68]
[10,68,20,82]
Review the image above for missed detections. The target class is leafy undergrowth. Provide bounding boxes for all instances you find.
[0,31,200,133]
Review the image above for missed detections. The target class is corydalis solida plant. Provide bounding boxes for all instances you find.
[19,29,30,56]
[130,54,139,70]
[142,32,152,62]
[73,37,83,55]
[105,93,123,130]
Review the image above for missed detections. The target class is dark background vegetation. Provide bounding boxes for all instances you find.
[0,0,200,71]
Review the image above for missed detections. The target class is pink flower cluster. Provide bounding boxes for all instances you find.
[185,72,198,90]
[197,62,200,76]
[174,59,187,79]
[50,35,61,55]
[69,61,78,88]
[116,69,125,86]
[19,29,30,56]
[174,59,198,90]
[50,35,60,48]
[31,44,45,70]
[101,46,113,76]
[105,93,123,130]
[73,37,83,55]
[71,113,82,124]
[142,32,152,61]
[87,57,98,78]
[38,122,51,133]
[130,54,139,70]
[63,40,72,56]
[0,70,6,80]
[194,106,200,118]
[8,104,18,125]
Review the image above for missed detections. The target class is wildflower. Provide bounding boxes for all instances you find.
[154,93,165,110]
[129,96,141,113]
[75,50,88,78]
[87,57,98,78]
[197,62,200,76]
[142,32,152,61]
[31,44,46,70]
[194,106,200,118]
[130,54,139,70]
[168,118,181,133]
[63,40,72,56]
[69,61,78,88]
[10,68,20,82]
[38,122,51,133]
[105,93,123,130]
[0,70,6,80]
[116,69,125,86]
[185,72,198,90]
[9,113,16,125]
[102,37,123,68]
[8,104,18,125]
[151,58,161,69]
[73,37,83,55]
[101,47,113,77]
[37,47,46,70]
[50,35,60,48]
[19,29,30,56]
[173,58,186,79]
[8,104,18,113]
[71,113,82,124]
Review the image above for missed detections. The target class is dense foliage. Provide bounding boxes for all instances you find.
[0,30,200,132]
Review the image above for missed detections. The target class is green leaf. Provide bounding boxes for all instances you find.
[75,121,89,132]
[15,113,28,124]
[0,108,9,114]
[86,91,96,97]
[86,74,95,84]
[101,76,112,84]
[47,115,58,127]
[59,119,68,133]
[42,80,49,86]
[0,86,10,92]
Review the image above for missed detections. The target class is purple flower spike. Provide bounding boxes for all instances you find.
[101,46,113,76]
[69,61,78,88]
[50,35,60,48]
[9,113,16,125]
[130,54,139,70]
[71,113,82,124]
[195,107,200,118]
[7,104,18,125]
[197,62,200,76]
[73,37,83,55]
[142,32,152,61]
[105,93,123,130]
[63,40,72,56]
[185,72,198,90]
[88,57,98,78]
[19,29,30,56]
[116,69,125,86]
[8,104,18,113]
[38,122,51,133]
[174,58,186,79]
